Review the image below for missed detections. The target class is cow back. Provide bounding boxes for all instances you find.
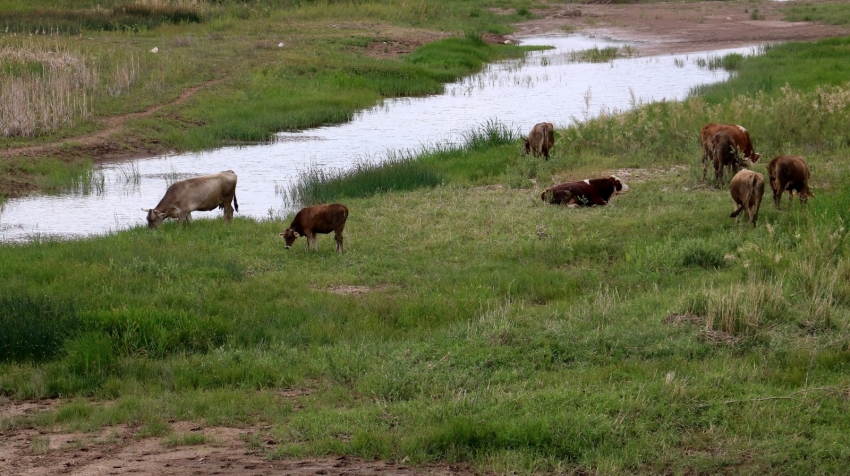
[291,203,349,234]
[701,123,757,161]
[154,170,237,213]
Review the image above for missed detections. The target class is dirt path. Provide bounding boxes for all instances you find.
[0,79,224,162]
[515,0,850,55]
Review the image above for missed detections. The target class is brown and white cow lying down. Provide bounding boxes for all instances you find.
[142,170,238,229]
[767,155,814,209]
[541,175,629,207]
[729,169,765,226]
[522,122,555,159]
[709,131,750,184]
[700,123,760,179]
[280,203,349,253]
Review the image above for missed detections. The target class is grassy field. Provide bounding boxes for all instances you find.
[3,24,850,472]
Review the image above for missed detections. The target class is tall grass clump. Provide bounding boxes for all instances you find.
[283,120,519,206]
[459,119,522,150]
[0,39,144,138]
[0,40,96,137]
[0,294,80,362]
[283,153,443,207]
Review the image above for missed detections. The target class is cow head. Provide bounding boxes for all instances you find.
[521,137,531,156]
[279,228,300,249]
[610,175,630,195]
[751,151,761,163]
[142,208,168,229]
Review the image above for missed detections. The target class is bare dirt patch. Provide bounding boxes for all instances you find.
[515,1,850,56]
[0,420,473,476]
[325,284,395,295]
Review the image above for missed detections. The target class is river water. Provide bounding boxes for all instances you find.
[0,35,758,242]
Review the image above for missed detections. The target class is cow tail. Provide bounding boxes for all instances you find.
[233,194,239,213]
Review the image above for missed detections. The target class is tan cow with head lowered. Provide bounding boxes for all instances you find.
[729,169,764,226]
[142,170,238,229]
[522,122,555,159]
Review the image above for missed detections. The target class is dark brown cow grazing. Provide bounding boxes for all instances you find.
[700,123,760,179]
[710,131,750,184]
[280,203,349,253]
[522,122,555,159]
[541,175,629,207]
[767,155,814,209]
[729,169,765,226]
[142,170,238,229]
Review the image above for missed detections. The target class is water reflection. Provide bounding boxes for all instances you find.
[0,35,760,242]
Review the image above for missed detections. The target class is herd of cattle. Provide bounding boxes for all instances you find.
[141,122,814,251]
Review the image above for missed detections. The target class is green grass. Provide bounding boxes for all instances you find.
[784,2,850,26]
[3,3,850,473]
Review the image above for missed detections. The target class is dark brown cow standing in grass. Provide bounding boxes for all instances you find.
[729,169,765,226]
[280,203,349,253]
[767,155,814,209]
[522,122,555,159]
[710,131,750,184]
[700,123,760,179]
[541,175,629,207]
[142,170,238,229]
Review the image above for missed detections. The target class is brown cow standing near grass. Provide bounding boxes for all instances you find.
[710,131,750,185]
[280,203,349,253]
[142,170,238,229]
[729,169,765,226]
[522,122,555,159]
[767,155,814,209]
[700,123,760,180]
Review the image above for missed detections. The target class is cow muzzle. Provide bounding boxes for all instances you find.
[285,245,291,249]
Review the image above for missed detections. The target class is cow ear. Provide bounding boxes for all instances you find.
[278,232,285,237]
[293,231,300,238]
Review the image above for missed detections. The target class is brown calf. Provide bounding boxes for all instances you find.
[700,123,760,178]
[767,155,814,209]
[709,131,750,184]
[522,122,555,159]
[280,203,349,253]
[541,176,629,207]
[729,169,765,226]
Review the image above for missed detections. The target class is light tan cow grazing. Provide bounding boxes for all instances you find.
[729,169,765,226]
[522,122,555,159]
[767,155,814,209]
[142,170,238,229]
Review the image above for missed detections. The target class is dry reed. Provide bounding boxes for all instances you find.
[0,40,140,137]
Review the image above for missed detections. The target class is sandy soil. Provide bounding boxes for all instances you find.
[514,0,850,55]
[2,2,849,474]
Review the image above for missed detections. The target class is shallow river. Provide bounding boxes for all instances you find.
[0,35,757,242]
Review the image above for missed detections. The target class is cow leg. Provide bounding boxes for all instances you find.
[224,203,234,223]
[177,210,190,226]
[334,230,344,253]
[186,212,193,224]
[775,183,789,209]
